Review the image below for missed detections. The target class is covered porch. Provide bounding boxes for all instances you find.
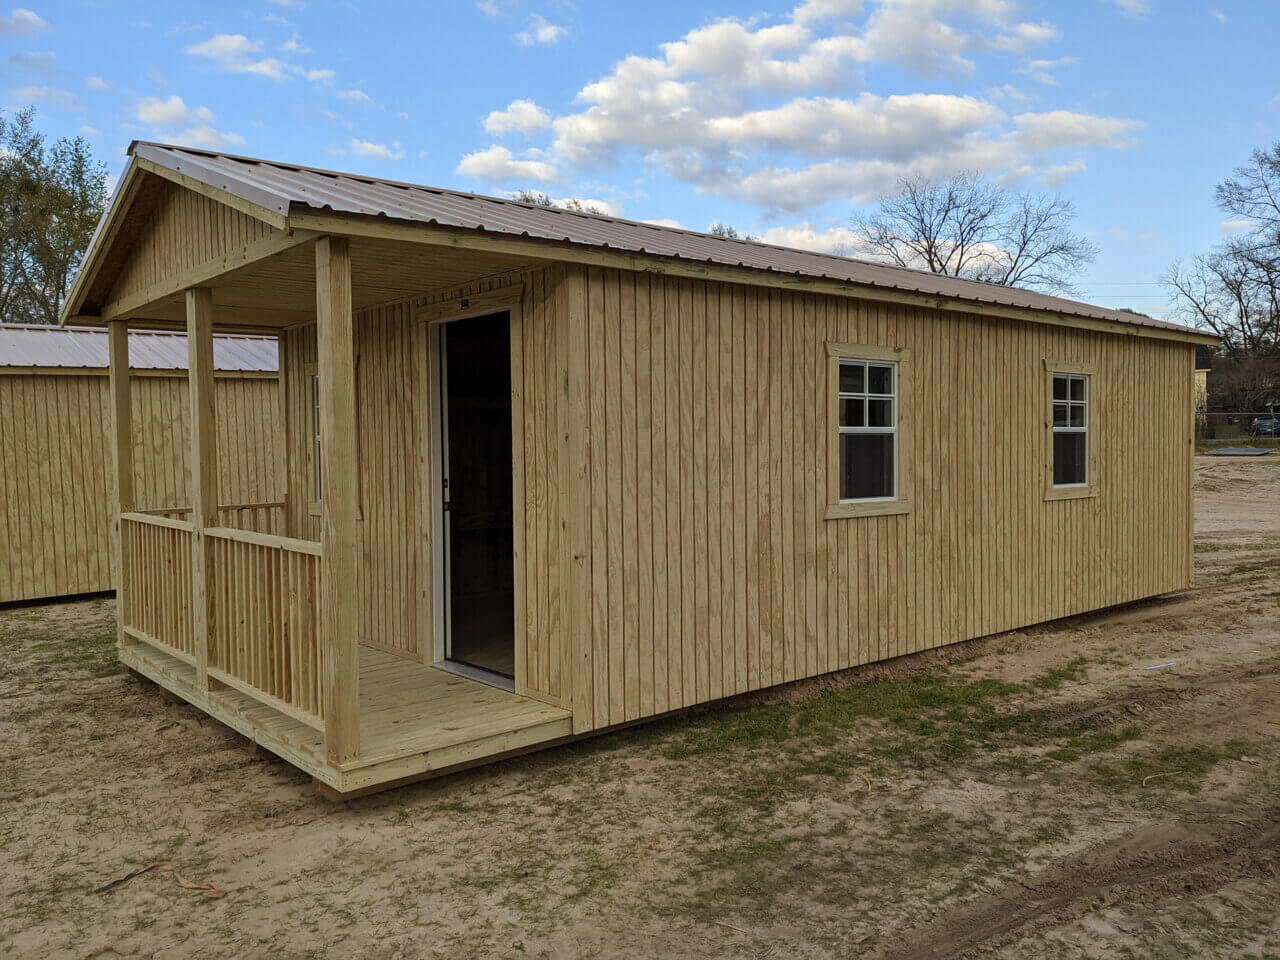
[80,148,578,794]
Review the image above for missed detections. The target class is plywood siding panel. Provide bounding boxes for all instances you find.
[571,269,1194,726]
[109,178,279,307]
[0,372,282,603]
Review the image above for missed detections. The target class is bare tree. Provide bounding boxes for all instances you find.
[0,108,109,324]
[708,221,759,241]
[850,173,1096,294]
[510,189,606,215]
[1165,141,1280,359]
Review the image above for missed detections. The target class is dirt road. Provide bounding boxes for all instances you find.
[2,455,1277,959]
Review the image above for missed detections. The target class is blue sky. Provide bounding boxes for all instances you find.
[3,0,1278,316]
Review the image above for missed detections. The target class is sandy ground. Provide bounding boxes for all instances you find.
[1,455,1278,960]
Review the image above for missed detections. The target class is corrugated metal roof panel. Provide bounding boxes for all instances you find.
[129,141,1206,339]
[0,324,277,371]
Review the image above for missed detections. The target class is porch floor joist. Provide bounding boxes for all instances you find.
[120,642,573,795]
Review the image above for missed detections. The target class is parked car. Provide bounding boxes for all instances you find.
[1251,416,1280,437]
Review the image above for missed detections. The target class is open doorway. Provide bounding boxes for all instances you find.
[436,311,515,684]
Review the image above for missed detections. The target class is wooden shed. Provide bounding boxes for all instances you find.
[0,324,283,603]
[62,142,1216,796]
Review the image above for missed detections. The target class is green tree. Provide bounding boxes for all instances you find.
[0,108,109,324]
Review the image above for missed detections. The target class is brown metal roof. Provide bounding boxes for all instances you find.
[0,323,277,371]
[125,141,1203,340]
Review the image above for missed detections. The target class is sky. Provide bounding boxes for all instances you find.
[2,0,1278,317]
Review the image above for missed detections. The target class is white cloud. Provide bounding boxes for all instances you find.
[759,222,862,254]
[185,33,289,81]
[8,50,54,70]
[338,88,374,104]
[1100,0,1150,17]
[306,68,336,84]
[349,138,404,160]
[0,7,46,35]
[792,0,863,27]
[1018,55,1077,86]
[137,94,210,126]
[269,0,303,7]
[643,217,684,229]
[1041,159,1086,186]
[468,2,1135,215]
[1211,9,1225,23]
[484,99,551,135]
[1012,110,1142,151]
[456,145,561,183]
[13,85,79,110]
[516,13,566,46]
[134,95,244,149]
[279,34,310,53]
[1221,219,1256,235]
[84,75,109,91]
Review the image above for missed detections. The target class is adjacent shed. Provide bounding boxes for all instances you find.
[0,324,283,603]
[61,142,1216,796]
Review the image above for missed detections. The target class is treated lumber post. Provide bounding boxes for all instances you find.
[275,329,293,538]
[107,320,134,649]
[186,288,219,691]
[315,235,360,765]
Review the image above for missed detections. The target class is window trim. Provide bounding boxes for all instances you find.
[825,341,912,520]
[1043,359,1097,502]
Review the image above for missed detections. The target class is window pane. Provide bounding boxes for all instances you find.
[1053,375,1068,400]
[1068,403,1085,428]
[1053,432,1086,485]
[840,397,865,427]
[840,433,894,500]
[840,362,864,394]
[868,398,893,427]
[867,364,892,395]
[1053,403,1069,427]
[1069,376,1086,401]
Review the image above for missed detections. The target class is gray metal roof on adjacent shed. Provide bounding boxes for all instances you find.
[0,323,278,371]
[123,140,1202,339]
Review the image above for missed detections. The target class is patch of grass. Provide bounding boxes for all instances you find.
[1031,656,1091,691]
[662,672,1021,759]
[1090,740,1260,793]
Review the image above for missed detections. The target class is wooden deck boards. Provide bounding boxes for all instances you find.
[120,641,572,794]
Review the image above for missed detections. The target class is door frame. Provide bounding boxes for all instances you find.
[421,294,526,693]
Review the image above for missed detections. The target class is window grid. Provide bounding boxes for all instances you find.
[1052,372,1088,487]
[838,358,897,502]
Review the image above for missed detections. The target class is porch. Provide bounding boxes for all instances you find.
[121,621,571,794]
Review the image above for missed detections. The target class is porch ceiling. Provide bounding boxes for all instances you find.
[116,236,535,331]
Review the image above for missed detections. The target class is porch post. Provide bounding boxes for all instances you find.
[186,288,219,690]
[107,320,133,649]
[315,235,360,765]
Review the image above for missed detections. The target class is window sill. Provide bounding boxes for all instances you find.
[1044,485,1095,502]
[825,499,912,520]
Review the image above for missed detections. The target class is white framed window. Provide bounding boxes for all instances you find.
[838,358,897,501]
[825,342,911,520]
[1051,372,1088,488]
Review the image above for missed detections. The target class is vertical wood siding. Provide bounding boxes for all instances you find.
[107,179,279,306]
[0,373,284,602]
[275,262,1193,724]
[575,268,1194,728]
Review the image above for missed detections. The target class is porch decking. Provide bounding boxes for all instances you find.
[121,641,573,794]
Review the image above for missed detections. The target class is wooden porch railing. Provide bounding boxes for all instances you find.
[207,527,324,730]
[135,501,286,535]
[120,513,196,663]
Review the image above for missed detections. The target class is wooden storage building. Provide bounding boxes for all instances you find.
[61,142,1216,796]
[0,324,283,603]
